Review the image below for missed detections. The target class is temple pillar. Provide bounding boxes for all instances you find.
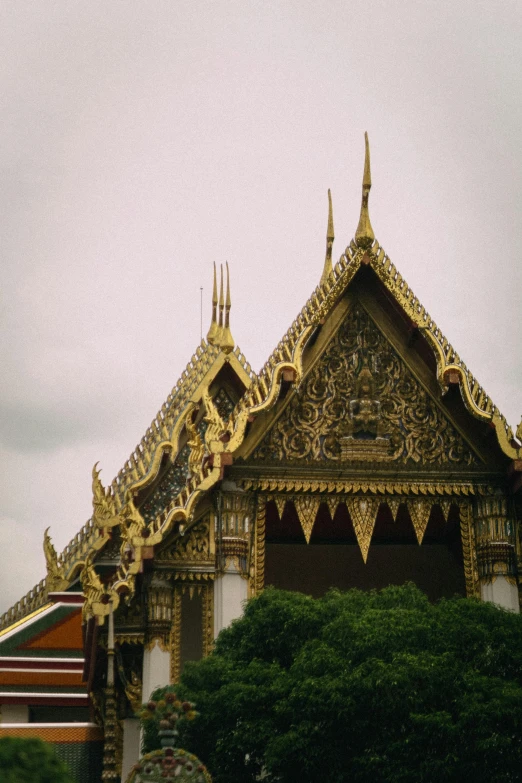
[121,717,141,782]
[475,497,519,613]
[213,491,252,636]
[142,575,173,700]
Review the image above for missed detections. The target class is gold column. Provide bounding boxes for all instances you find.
[458,501,480,598]
[146,575,173,652]
[216,491,254,578]
[474,496,517,587]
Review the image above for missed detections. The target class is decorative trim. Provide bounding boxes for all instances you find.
[407,499,432,545]
[254,497,267,596]
[240,478,491,496]
[293,496,322,544]
[114,633,144,646]
[169,587,182,685]
[201,584,214,658]
[345,497,379,562]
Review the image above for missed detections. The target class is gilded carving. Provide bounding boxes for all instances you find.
[186,407,205,479]
[119,501,146,554]
[170,586,182,684]
[326,496,338,520]
[345,497,379,562]
[253,305,477,466]
[293,496,321,543]
[43,528,68,592]
[201,583,214,657]
[439,500,452,522]
[386,498,401,521]
[407,499,432,545]
[274,495,287,520]
[176,521,211,560]
[146,576,172,650]
[203,388,228,449]
[241,477,484,497]
[92,463,119,529]
[116,652,142,714]
[253,497,267,596]
[473,496,517,585]
[80,552,109,622]
[458,502,480,597]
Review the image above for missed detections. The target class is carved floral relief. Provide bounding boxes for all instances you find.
[253,305,476,466]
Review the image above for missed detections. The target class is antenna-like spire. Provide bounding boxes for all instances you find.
[214,263,224,346]
[221,262,235,353]
[206,263,219,344]
[320,188,335,285]
[218,265,224,327]
[355,132,375,249]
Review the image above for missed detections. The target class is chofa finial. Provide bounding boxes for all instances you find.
[355,132,375,249]
[320,189,335,285]
[207,263,219,344]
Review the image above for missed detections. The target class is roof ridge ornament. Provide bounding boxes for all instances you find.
[207,263,234,353]
[355,131,375,249]
[217,263,225,346]
[206,263,219,345]
[320,189,335,285]
[221,261,235,353]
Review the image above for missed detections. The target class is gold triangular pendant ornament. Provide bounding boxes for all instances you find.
[407,500,432,544]
[274,495,287,520]
[294,496,321,544]
[386,498,401,521]
[346,497,379,563]
[439,500,452,522]
[326,496,339,521]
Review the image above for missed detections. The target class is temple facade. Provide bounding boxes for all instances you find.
[1,136,521,782]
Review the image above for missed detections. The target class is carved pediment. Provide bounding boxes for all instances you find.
[252,305,478,467]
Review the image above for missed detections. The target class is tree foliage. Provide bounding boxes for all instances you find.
[0,736,74,783]
[144,585,522,783]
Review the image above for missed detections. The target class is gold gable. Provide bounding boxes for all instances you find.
[252,303,478,467]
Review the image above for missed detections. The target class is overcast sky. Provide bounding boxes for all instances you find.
[1,1,521,613]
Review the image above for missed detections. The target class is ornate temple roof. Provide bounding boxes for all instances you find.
[2,136,520,631]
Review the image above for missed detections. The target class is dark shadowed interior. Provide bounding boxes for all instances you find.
[264,500,466,601]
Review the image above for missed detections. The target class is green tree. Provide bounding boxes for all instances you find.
[0,736,74,783]
[144,585,522,783]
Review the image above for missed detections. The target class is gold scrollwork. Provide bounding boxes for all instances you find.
[157,519,212,565]
[253,305,477,467]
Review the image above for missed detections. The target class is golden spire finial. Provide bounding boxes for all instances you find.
[214,264,224,347]
[218,264,224,328]
[206,263,219,344]
[320,189,335,285]
[221,261,235,353]
[355,132,375,249]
